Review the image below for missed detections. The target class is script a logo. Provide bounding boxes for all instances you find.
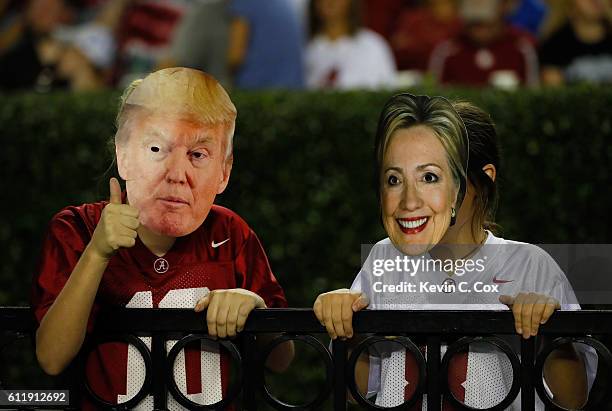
[154,258,169,274]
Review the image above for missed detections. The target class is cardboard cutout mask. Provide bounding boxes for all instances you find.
[115,68,236,237]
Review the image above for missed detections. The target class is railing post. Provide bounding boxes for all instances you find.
[426,336,441,411]
[521,337,536,411]
[152,332,167,410]
[332,339,347,411]
[242,333,258,411]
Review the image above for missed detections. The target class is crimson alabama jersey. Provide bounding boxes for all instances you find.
[32,199,287,410]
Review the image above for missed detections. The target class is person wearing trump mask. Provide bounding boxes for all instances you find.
[32,67,293,409]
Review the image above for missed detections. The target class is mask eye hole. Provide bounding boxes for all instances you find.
[150,146,160,153]
[423,172,438,183]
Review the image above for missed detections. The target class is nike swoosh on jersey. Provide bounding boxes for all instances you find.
[492,275,513,284]
[211,238,230,248]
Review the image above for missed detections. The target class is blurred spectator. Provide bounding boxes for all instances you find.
[430,0,539,87]
[160,0,230,87]
[0,0,130,91]
[506,0,548,35]
[390,0,461,71]
[539,0,612,85]
[306,0,397,89]
[0,0,75,91]
[52,21,116,90]
[113,0,185,87]
[228,0,304,89]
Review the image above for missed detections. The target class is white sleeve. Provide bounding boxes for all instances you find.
[350,249,376,303]
[305,39,329,89]
[368,33,397,88]
[305,42,319,89]
[350,271,362,293]
[366,347,381,398]
[548,271,580,311]
[579,343,599,394]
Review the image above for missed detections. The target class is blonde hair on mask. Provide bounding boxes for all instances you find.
[114,68,237,159]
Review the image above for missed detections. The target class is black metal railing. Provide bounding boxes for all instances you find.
[1,307,612,410]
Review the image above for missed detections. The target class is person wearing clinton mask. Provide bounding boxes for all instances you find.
[313,95,593,409]
[32,68,293,409]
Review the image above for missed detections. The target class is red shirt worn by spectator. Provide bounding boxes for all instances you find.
[429,26,538,87]
[390,6,461,71]
[362,0,406,39]
[113,1,184,85]
[32,201,287,410]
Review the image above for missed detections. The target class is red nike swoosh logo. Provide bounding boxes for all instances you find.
[493,276,513,284]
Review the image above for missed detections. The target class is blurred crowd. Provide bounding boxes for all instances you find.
[0,0,611,92]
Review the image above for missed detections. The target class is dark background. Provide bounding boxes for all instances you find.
[1,87,611,408]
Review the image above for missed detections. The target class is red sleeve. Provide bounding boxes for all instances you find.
[234,228,288,308]
[31,208,99,330]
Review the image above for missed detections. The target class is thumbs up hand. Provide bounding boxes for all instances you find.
[90,178,140,260]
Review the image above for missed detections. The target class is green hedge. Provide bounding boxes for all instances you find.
[1,87,612,308]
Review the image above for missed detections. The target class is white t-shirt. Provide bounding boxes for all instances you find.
[350,232,598,410]
[305,29,397,90]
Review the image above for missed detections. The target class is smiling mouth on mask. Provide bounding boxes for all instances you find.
[396,217,429,234]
